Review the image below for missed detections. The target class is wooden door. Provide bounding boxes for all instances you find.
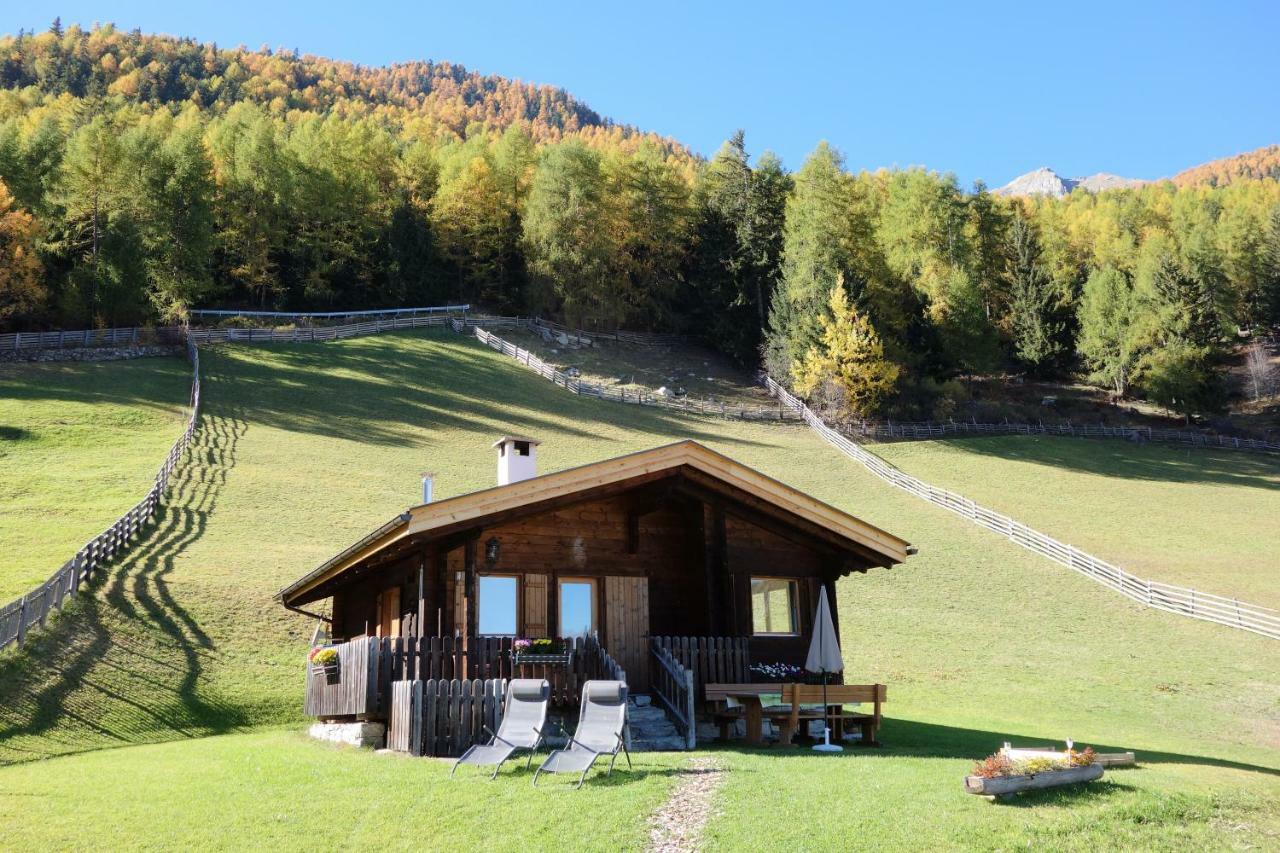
[604,576,650,692]
[377,586,401,638]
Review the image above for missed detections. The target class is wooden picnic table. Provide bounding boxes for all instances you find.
[705,682,886,746]
[703,683,781,746]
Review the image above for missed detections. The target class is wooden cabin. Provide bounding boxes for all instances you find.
[279,438,914,701]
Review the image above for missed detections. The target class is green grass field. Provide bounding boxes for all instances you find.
[0,329,1276,849]
[875,436,1280,609]
[0,358,192,601]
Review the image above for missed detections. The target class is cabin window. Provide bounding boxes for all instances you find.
[478,575,518,635]
[558,578,596,638]
[750,577,798,636]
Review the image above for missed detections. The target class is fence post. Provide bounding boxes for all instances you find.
[15,596,28,646]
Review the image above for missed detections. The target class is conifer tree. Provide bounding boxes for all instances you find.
[1078,266,1136,396]
[1005,214,1064,374]
[794,277,899,418]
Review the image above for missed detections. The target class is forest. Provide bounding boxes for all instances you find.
[2,22,1279,422]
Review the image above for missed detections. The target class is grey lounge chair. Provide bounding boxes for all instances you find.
[533,680,631,789]
[451,679,550,779]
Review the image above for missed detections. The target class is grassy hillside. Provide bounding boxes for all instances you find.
[0,329,1276,847]
[0,358,191,600]
[875,436,1280,609]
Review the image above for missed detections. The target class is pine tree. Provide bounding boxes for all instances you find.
[765,142,855,379]
[1150,253,1221,349]
[522,141,615,324]
[1262,204,1280,325]
[793,277,899,418]
[1006,214,1064,374]
[1078,266,1136,396]
[431,155,506,304]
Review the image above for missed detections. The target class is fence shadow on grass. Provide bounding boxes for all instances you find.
[0,375,249,765]
[930,435,1280,492]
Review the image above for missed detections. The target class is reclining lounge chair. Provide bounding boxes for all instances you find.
[533,680,631,789]
[451,678,550,779]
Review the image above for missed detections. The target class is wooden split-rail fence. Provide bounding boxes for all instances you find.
[0,335,202,652]
[455,320,799,422]
[763,376,1280,640]
[852,418,1280,456]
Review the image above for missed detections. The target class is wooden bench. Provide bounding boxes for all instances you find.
[763,684,886,747]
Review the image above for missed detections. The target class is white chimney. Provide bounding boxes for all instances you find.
[493,436,540,485]
[421,473,435,504]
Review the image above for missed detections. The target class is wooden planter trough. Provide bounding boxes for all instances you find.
[964,762,1104,797]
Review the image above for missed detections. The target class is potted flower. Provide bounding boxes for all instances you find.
[309,646,340,679]
[964,746,1102,797]
[748,662,803,683]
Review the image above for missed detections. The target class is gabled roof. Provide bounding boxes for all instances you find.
[277,440,915,606]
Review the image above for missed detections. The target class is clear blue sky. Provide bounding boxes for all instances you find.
[18,1,1280,186]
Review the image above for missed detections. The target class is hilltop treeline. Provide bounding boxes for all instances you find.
[763,146,1280,419]
[1,23,1279,421]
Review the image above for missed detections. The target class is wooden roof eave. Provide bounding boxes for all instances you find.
[278,440,915,606]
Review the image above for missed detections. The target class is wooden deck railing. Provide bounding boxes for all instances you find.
[307,634,629,719]
[650,641,696,749]
[651,636,750,703]
[0,334,202,652]
[763,376,1280,641]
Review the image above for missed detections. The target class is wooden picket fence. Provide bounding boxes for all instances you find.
[388,678,509,757]
[456,320,798,422]
[763,376,1280,640]
[0,334,202,652]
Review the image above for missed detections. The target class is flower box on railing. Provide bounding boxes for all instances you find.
[308,646,340,680]
[512,651,574,667]
[512,637,575,667]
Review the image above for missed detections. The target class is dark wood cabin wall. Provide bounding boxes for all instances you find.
[326,488,849,665]
[333,553,434,641]
[477,496,706,640]
[723,512,828,667]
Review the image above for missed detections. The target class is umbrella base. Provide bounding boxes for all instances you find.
[813,726,844,752]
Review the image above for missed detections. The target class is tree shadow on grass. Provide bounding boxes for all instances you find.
[2,330,779,451]
[919,435,1280,491]
[0,366,250,765]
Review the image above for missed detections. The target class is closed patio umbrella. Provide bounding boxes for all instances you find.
[805,585,844,752]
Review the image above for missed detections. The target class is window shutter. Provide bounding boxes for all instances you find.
[523,573,548,638]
